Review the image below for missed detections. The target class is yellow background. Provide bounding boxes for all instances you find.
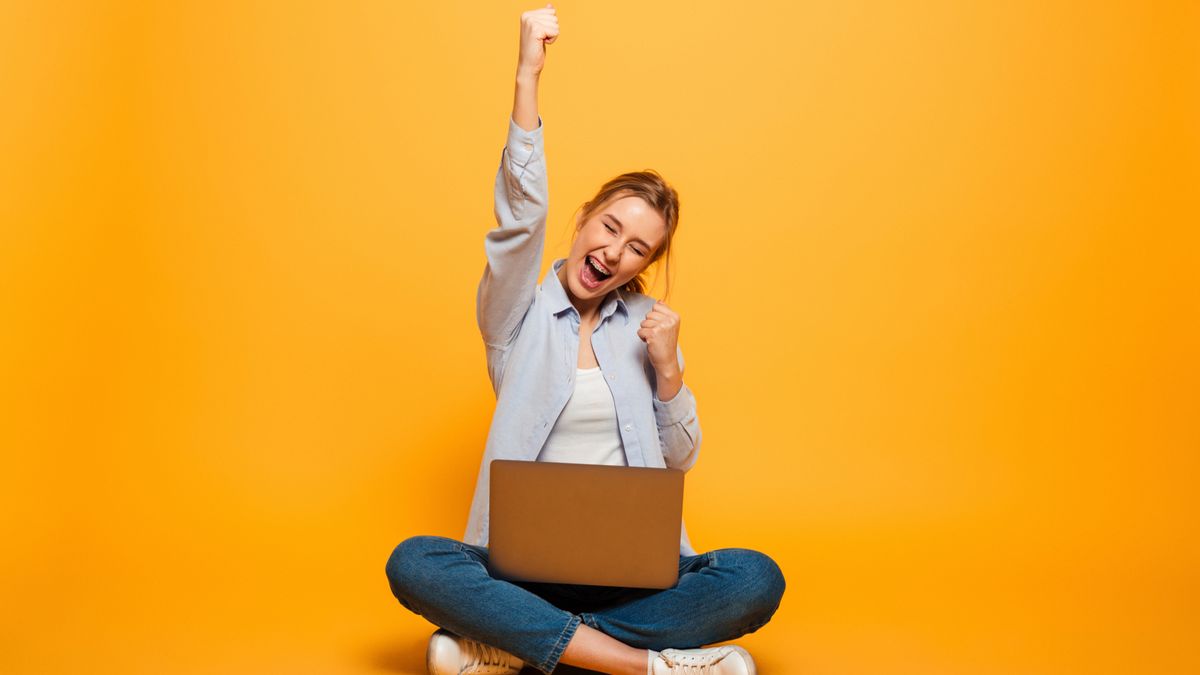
[2,1,1197,673]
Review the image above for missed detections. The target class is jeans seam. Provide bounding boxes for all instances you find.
[538,613,582,674]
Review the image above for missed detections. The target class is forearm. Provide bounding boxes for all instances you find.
[655,362,683,402]
[512,70,540,132]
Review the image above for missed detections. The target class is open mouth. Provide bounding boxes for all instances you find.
[580,254,612,289]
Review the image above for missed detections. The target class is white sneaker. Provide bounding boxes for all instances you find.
[649,645,757,675]
[426,627,525,675]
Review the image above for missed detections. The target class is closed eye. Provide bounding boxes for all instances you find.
[605,224,646,256]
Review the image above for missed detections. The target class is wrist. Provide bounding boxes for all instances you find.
[652,355,681,374]
[516,66,541,83]
[652,360,681,380]
[655,368,683,403]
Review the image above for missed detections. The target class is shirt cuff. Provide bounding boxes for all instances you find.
[653,380,694,427]
[506,114,544,164]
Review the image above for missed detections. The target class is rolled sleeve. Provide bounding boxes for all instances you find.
[654,380,701,472]
[504,114,545,216]
[494,113,547,229]
[506,114,544,167]
[653,380,695,427]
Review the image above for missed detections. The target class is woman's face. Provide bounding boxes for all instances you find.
[565,195,667,300]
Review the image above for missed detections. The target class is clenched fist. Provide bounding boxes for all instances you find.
[518,4,559,77]
[637,300,682,373]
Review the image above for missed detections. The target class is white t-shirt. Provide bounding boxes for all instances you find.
[535,366,628,466]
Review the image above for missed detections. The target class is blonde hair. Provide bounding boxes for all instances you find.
[569,169,680,300]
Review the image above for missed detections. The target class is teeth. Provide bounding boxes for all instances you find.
[587,256,610,277]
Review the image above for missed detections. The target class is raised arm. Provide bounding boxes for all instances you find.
[476,5,559,350]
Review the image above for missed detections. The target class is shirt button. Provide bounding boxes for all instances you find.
[624,424,632,431]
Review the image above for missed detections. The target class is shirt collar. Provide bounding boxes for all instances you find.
[545,257,629,325]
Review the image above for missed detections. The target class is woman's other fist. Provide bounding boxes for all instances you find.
[637,300,682,374]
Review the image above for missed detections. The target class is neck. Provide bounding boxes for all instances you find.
[557,263,603,324]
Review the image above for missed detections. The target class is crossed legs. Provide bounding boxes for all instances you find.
[385,535,785,674]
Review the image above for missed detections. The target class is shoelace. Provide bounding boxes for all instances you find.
[659,647,732,674]
[462,636,516,673]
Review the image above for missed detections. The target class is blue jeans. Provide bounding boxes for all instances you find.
[385,535,786,674]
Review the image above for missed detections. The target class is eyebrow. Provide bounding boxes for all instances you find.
[603,213,654,250]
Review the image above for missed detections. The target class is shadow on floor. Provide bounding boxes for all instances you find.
[364,635,428,673]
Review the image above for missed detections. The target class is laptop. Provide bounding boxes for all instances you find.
[487,459,685,589]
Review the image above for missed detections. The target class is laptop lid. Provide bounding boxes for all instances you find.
[488,459,684,589]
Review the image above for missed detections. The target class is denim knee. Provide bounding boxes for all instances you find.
[385,535,459,606]
[722,549,786,627]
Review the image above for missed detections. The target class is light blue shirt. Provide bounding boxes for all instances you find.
[465,114,703,556]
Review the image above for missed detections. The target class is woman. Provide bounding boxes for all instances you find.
[386,6,785,675]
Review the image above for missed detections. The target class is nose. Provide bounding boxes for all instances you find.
[603,242,622,267]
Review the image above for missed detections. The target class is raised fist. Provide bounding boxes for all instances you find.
[517,4,559,76]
